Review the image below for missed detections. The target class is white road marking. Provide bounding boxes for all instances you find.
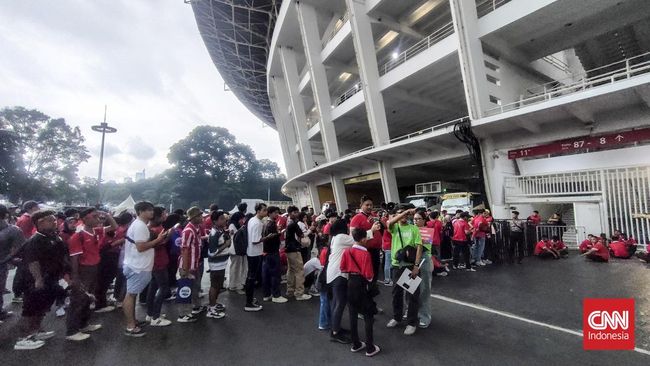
[430,293,650,356]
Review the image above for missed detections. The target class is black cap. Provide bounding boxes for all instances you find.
[31,210,56,226]
[512,211,520,215]
[23,200,39,212]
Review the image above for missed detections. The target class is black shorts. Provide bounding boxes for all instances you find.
[22,284,64,317]
[209,269,225,289]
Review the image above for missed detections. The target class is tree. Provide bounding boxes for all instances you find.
[0,107,90,201]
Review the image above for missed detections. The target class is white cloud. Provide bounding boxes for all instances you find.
[0,0,285,183]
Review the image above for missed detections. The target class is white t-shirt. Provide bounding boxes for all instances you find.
[303,257,322,276]
[123,218,154,273]
[326,234,355,284]
[247,215,264,257]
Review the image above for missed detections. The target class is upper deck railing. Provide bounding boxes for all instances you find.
[476,0,512,18]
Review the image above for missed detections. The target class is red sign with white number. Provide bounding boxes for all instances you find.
[508,128,650,160]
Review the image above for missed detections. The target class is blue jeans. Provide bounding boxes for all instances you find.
[262,253,281,298]
[472,236,486,263]
[319,289,331,329]
[383,250,392,282]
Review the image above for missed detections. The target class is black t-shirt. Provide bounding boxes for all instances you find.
[263,219,281,254]
[22,232,68,284]
[285,221,301,253]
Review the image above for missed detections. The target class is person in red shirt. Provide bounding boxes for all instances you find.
[340,228,380,357]
[527,210,542,226]
[550,235,568,258]
[579,234,595,253]
[177,206,204,322]
[609,234,636,259]
[452,212,473,270]
[470,210,489,266]
[583,240,609,262]
[534,237,559,259]
[381,213,393,286]
[15,201,40,238]
[145,207,172,326]
[349,195,382,284]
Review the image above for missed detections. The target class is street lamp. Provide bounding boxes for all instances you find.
[91,105,117,205]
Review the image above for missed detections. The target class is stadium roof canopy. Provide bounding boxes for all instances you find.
[191,0,280,128]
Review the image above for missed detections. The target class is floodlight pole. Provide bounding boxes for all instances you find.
[91,105,118,205]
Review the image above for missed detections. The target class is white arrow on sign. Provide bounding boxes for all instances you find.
[615,135,624,142]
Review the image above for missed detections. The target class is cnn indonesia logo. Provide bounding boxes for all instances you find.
[583,298,634,350]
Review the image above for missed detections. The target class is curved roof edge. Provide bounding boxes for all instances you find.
[191,0,281,127]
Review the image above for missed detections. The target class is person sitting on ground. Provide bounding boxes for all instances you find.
[608,235,636,259]
[579,234,595,254]
[582,239,609,262]
[621,233,638,256]
[550,236,568,258]
[340,228,381,357]
[534,236,560,259]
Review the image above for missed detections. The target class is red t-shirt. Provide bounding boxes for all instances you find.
[534,240,551,256]
[609,241,628,258]
[426,220,442,246]
[323,223,331,235]
[319,247,328,266]
[68,227,106,266]
[16,213,35,238]
[527,214,541,225]
[382,229,392,251]
[150,225,170,270]
[592,242,610,261]
[579,239,592,253]
[472,216,488,238]
[551,240,566,250]
[340,245,373,282]
[452,219,470,242]
[277,215,288,241]
[180,222,201,271]
[350,213,381,249]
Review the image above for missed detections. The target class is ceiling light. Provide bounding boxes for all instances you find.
[338,72,352,82]
[376,30,399,51]
[392,51,399,59]
[405,0,443,26]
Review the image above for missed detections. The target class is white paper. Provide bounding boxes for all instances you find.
[396,268,422,295]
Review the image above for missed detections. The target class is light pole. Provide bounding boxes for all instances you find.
[91,105,117,205]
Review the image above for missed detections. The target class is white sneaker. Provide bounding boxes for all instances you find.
[66,332,90,341]
[80,324,102,332]
[94,305,115,313]
[484,259,492,264]
[177,315,198,323]
[476,261,486,266]
[14,336,45,350]
[263,296,272,302]
[35,331,55,340]
[295,294,312,301]
[149,318,172,327]
[436,271,449,277]
[206,310,226,319]
[386,319,399,328]
[55,307,66,317]
[272,296,288,303]
[404,325,417,335]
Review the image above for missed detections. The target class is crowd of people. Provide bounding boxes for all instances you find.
[1,197,648,356]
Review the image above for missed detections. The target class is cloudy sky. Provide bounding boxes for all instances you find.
[0,0,284,183]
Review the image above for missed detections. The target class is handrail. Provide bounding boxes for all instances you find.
[322,11,350,47]
[476,0,512,18]
[542,54,571,74]
[334,81,362,107]
[379,22,455,76]
[338,116,468,160]
[486,51,650,116]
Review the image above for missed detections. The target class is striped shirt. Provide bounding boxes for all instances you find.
[179,222,201,271]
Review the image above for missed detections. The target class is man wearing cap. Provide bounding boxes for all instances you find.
[509,211,525,264]
[0,204,26,320]
[13,210,67,350]
[177,206,205,322]
[15,201,39,239]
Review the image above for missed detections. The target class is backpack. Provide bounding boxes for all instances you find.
[233,225,248,256]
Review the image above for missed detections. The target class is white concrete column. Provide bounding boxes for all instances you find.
[450,0,490,120]
[345,0,390,146]
[279,46,314,171]
[378,160,399,203]
[307,182,321,213]
[330,174,348,214]
[296,2,340,162]
[270,77,302,178]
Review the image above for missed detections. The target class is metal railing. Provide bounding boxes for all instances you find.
[485,51,650,116]
[321,11,350,48]
[379,22,455,76]
[542,54,572,75]
[476,0,512,18]
[504,170,603,197]
[334,81,362,106]
[337,116,468,160]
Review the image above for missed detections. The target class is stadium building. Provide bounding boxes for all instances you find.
[192,0,650,246]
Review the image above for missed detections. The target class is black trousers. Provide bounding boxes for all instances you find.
[66,285,92,335]
[369,248,380,284]
[509,232,524,262]
[245,255,263,304]
[348,275,375,349]
[392,266,419,326]
[452,240,471,268]
[330,276,348,333]
[96,250,119,309]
